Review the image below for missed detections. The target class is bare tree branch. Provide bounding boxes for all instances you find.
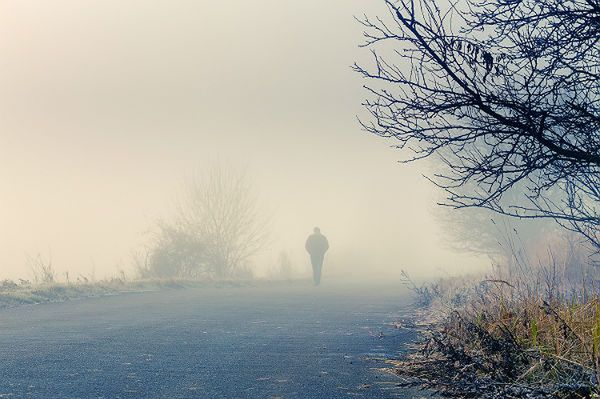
[356,0,600,248]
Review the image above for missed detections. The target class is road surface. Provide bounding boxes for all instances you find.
[0,281,425,398]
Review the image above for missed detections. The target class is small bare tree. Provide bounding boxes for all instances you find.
[146,165,268,279]
[180,166,267,277]
[355,0,600,248]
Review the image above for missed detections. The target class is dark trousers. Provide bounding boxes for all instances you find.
[310,255,324,286]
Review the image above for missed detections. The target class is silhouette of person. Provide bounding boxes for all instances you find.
[305,227,329,286]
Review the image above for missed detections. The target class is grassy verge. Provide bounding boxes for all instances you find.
[0,278,271,309]
[393,266,600,398]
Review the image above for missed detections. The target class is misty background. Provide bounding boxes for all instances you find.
[0,0,486,281]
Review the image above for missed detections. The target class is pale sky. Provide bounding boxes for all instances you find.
[0,0,486,281]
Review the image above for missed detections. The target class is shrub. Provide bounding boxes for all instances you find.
[396,241,600,398]
[145,223,210,279]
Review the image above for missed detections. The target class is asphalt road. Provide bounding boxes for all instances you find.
[0,281,425,398]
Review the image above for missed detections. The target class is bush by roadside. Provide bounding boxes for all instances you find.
[393,260,600,398]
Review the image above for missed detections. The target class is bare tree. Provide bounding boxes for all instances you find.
[179,166,268,278]
[355,0,600,247]
[145,165,268,279]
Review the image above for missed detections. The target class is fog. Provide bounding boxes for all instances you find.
[0,0,486,281]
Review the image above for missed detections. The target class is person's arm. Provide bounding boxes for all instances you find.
[324,237,329,252]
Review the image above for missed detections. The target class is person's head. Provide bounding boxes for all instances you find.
[313,227,321,234]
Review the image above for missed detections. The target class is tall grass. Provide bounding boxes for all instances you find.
[395,236,600,398]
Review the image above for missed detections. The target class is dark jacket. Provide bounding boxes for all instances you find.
[305,233,329,257]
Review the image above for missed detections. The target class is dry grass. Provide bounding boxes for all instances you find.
[395,255,600,398]
[0,278,212,309]
[0,276,302,309]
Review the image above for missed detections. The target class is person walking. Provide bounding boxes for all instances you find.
[305,227,329,286]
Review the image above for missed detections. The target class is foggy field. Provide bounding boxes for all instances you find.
[1,0,598,397]
[0,281,424,399]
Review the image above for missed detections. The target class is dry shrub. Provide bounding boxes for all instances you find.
[396,236,600,398]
